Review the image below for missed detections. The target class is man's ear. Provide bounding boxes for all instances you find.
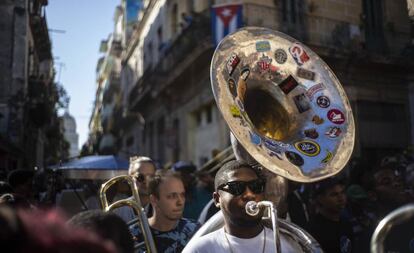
[213,192,220,208]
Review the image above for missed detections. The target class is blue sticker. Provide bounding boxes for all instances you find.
[249,132,261,145]
[255,41,271,52]
[263,138,289,153]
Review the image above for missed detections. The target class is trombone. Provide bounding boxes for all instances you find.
[100,175,157,253]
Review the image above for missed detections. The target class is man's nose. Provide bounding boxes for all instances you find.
[177,195,185,205]
[242,186,256,200]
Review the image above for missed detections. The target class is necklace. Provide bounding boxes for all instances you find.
[224,227,266,253]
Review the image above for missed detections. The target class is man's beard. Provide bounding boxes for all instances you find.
[229,215,262,228]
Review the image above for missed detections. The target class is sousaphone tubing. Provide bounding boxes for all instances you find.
[211,27,355,182]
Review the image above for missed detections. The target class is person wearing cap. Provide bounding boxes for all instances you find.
[308,178,354,253]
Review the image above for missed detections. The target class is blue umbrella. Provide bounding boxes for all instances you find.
[53,155,129,180]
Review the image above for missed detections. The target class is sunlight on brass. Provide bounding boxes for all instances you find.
[100,175,157,253]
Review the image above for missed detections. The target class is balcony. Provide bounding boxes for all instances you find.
[243,2,411,60]
[129,12,212,110]
[29,6,52,61]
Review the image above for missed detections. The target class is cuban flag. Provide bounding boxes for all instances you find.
[211,4,243,46]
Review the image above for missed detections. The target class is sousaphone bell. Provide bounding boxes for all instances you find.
[211,26,355,182]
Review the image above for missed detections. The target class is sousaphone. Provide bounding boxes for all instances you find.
[212,27,354,182]
[185,27,355,252]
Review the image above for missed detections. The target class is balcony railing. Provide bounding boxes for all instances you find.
[244,2,411,58]
[129,12,211,108]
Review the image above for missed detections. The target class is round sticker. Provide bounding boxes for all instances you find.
[316,96,330,108]
[294,140,320,157]
[274,49,287,64]
[327,109,345,124]
[285,151,304,166]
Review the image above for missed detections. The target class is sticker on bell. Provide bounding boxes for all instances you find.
[289,43,310,66]
[327,109,345,124]
[226,53,240,75]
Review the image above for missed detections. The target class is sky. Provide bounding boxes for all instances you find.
[47,0,120,149]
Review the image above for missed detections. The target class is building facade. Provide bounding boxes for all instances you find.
[87,3,133,156]
[61,111,79,158]
[0,0,67,172]
[88,0,413,168]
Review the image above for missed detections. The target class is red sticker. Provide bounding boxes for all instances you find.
[278,75,299,94]
[289,43,310,66]
[327,109,345,124]
[226,53,240,76]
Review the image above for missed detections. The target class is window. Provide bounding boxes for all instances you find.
[282,0,298,24]
[171,4,178,35]
[362,0,386,52]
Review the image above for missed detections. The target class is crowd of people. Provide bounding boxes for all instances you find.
[0,149,414,252]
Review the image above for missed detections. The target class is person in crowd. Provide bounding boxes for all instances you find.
[344,184,376,253]
[7,169,35,202]
[110,156,157,222]
[132,169,200,253]
[308,178,354,253]
[0,181,13,195]
[68,210,134,253]
[406,163,414,195]
[366,166,412,219]
[110,179,136,223]
[363,166,414,253]
[128,156,157,209]
[0,192,32,209]
[197,171,220,224]
[180,12,193,30]
[183,160,300,253]
[84,181,101,210]
[0,206,117,253]
[286,181,310,230]
[173,161,211,220]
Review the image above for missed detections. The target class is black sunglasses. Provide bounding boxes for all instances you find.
[135,174,145,183]
[218,179,266,196]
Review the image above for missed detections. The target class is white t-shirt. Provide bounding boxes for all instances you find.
[182,227,302,253]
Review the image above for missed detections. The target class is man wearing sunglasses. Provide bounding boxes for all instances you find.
[112,156,157,222]
[183,160,279,253]
[128,156,157,210]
